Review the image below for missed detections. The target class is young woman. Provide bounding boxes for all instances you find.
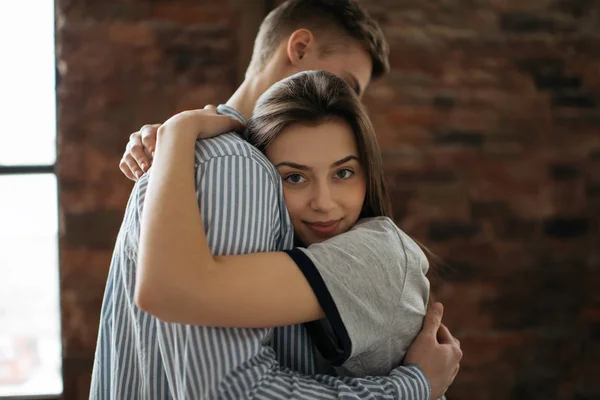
[136,70,431,377]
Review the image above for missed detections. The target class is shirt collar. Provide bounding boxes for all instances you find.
[216,104,247,124]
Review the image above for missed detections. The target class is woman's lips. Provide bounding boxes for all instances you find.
[305,219,342,236]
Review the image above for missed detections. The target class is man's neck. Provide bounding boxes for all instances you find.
[225,69,283,121]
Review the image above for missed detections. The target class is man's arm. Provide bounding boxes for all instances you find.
[249,364,429,399]
[246,302,459,400]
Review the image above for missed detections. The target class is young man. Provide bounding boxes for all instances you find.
[94,1,462,399]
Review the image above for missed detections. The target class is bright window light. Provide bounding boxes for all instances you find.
[0,0,56,166]
[0,1,62,398]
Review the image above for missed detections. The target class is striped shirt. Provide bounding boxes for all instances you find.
[89,105,430,399]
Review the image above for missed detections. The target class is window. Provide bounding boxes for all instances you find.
[0,1,62,397]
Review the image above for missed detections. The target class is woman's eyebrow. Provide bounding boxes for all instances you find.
[275,156,359,170]
[274,161,309,170]
[331,155,359,167]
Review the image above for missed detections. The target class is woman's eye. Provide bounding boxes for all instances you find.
[335,169,354,179]
[284,174,306,184]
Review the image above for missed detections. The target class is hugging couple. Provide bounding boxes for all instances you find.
[91,1,462,399]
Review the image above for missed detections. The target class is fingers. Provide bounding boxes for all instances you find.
[120,154,137,181]
[140,124,160,158]
[126,131,149,175]
[439,329,462,361]
[119,132,141,180]
[446,327,462,360]
[129,137,151,173]
[438,323,463,361]
[121,152,144,180]
[422,302,443,339]
[437,323,453,344]
[119,157,136,181]
[454,342,463,362]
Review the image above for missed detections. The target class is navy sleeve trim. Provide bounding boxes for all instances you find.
[284,248,352,366]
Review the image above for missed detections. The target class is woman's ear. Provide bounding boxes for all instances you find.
[286,29,315,65]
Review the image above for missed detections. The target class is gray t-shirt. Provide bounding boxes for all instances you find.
[285,216,430,377]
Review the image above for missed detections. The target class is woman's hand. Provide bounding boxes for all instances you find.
[158,105,245,142]
[119,105,244,180]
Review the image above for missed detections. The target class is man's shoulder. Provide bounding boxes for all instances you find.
[194,133,278,179]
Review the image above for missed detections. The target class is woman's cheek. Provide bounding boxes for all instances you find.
[348,179,367,214]
[282,189,303,220]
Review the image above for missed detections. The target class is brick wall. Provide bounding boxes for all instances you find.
[56,0,600,398]
[357,1,600,398]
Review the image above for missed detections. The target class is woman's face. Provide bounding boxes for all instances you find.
[265,119,367,246]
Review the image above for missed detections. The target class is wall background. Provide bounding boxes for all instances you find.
[55,0,600,398]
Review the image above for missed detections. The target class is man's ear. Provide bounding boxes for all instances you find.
[286,29,315,65]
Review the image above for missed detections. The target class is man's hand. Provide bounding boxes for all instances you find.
[120,124,160,181]
[404,302,462,399]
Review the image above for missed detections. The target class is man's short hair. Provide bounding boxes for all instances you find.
[248,0,390,79]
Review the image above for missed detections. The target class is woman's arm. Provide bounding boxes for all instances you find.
[135,109,324,327]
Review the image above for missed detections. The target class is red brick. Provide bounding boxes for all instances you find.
[107,22,155,47]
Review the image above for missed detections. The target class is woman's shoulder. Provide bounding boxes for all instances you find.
[306,216,428,271]
[347,217,428,271]
[352,216,397,231]
[347,216,403,243]
[308,217,402,262]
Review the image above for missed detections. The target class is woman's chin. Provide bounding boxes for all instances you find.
[294,230,319,247]
[294,221,351,246]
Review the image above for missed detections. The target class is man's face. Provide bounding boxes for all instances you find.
[293,40,373,99]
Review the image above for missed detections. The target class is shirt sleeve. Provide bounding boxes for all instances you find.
[194,153,284,255]
[145,154,431,399]
[286,217,431,375]
[251,364,431,400]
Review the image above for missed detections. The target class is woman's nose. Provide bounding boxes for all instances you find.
[310,183,336,213]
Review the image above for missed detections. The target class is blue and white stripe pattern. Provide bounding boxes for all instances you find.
[89,105,430,399]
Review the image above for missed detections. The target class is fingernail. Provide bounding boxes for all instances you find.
[151,151,155,158]
[141,163,147,171]
[431,303,442,314]
[135,170,142,178]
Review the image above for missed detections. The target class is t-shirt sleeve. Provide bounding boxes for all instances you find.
[285,217,430,369]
